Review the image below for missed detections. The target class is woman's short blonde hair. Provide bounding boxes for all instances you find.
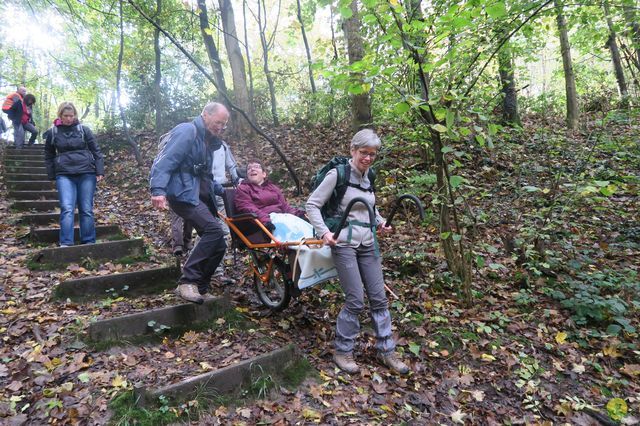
[57,102,78,119]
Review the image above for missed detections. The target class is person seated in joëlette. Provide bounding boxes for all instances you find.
[234,161,306,232]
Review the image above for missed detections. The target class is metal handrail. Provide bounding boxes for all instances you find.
[384,194,425,227]
[332,197,376,240]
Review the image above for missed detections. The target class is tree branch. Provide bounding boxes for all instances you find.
[126,0,301,194]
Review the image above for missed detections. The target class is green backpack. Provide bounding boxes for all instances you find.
[310,156,376,232]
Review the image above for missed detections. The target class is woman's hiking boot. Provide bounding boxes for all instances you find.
[333,352,360,374]
[378,352,410,375]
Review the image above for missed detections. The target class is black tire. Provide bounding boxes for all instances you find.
[252,252,292,311]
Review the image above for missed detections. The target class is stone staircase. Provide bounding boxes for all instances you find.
[2,144,301,416]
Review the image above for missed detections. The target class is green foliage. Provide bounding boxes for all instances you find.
[109,391,184,426]
[550,269,638,334]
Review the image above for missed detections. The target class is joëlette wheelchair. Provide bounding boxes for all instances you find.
[220,189,424,311]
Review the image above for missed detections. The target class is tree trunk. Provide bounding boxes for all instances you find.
[153,0,163,132]
[296,0,316,94]
[242,0,255,115]
[256,0,279,126]
[623,2,640,72]
[343,0,372,131]
[554,0,579,129]
[197,0,228,101]
[117,0,142,165]
[497,43,521,126]
[219,0,253,138]
[327,4,339,126]
[604,0,629,103]
[127,0,303,193]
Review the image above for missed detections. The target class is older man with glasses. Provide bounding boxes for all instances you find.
[150,102,230,304]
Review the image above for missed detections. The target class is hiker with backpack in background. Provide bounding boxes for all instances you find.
[150,102,229,304]
[44,102,104,247]
[21,93,38,145]
[306,128,410,376]
[209,120,241,285]
[2,86,27,148]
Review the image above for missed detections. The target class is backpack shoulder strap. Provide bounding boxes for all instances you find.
[367,168,376,192]
[333,162,351,206]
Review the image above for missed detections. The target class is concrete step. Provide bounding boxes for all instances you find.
[137,345,299,406]
[53,266,180,301]
[6,144,45,148]
[8,190,58,200]
[5,155,44,162]
[11,200,59,211]
[30,238,144,267]
[5,173,49,181]
[88,293,231,341]
[4,160,46,168]
[5,166,47,174]
[29,224,121,243]
[5,146,45,153]
[17,212,70,226]
[6,181,55,191]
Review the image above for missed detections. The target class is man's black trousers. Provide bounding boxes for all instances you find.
[169,200,226,294]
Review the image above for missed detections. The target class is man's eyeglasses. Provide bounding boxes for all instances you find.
[247,164,263,171]
[358,150,377,159]
[213,121,228,131]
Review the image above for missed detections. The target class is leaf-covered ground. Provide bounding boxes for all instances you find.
[1,113,639,425]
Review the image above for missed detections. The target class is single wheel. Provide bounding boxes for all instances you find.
[251,252,292,311]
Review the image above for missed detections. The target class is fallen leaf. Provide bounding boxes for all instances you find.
[200,362,214,371]
[555,331,567,344]
[607,398,628,421]
[603,346,621,357]
[302,407,321,420]
[470,390,485,401]
[481,353,495,362]
[621,364,640,377]
[451,409,467,424]
[111,375,127,388]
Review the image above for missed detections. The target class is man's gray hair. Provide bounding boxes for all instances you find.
[351,128,381,150]
[202,102,227,115]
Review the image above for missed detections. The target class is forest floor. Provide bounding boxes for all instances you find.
[0,112,639,425]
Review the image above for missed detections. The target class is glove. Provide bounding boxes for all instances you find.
[264,221,276,232]
[212,180,225,196]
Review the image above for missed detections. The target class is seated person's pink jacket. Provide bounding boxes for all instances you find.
[234,179,305,225]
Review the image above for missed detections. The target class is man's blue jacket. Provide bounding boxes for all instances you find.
[150,116,222,206]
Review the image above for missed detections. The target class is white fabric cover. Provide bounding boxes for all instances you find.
[269,213,338,289]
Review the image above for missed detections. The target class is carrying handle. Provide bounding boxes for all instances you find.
[332,197,376,240]
[384,194,425,227]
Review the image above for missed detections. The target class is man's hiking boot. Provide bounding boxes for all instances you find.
[378,352,410,375]
[173,246,184,257]
[333,352,360,374]
[175,284,203,304]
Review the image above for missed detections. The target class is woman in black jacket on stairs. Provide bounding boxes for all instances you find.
[44,102,104,247]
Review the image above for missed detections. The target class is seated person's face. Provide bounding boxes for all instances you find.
[247,162,267,185]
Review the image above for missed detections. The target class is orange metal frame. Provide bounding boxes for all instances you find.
[219,211,323,250]
[218,211,323,285]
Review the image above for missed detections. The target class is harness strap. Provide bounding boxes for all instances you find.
[346,182,374,192]
[343,220,380,257]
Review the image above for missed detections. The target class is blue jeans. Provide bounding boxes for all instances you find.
[56,174,97,246]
